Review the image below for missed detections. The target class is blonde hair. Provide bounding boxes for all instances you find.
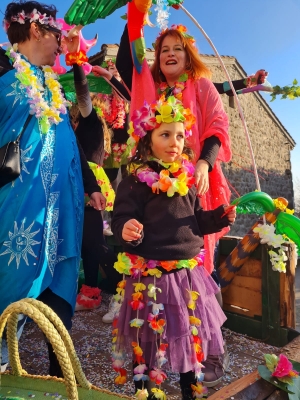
[151,29,211,84]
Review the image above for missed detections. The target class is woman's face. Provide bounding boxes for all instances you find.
[159,35,187,83]
[37,26,62,66]
[108,64,121,81]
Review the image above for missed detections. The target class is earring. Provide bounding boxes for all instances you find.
[36,36,41,42]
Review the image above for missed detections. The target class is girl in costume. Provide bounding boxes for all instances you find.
[93,59,131,185]
[111,95,236,399]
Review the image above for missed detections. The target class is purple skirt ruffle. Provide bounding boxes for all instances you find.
[115,265,226,374]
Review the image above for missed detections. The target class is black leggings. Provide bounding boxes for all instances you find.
[82,207,118,291]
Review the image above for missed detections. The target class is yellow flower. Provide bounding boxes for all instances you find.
[187,259,198,269]
[151,388,167,400]
[145,268,162,278]
[133,282,146,292]
[114,253,130,274]
[189,316,201,326]
[156,104,174,124]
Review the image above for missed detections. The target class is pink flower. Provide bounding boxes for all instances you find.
[133,364,148,374]
[272,354,298,378]
[149,368,167,384]
[137,169,160,187]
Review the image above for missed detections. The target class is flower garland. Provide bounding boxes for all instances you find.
[154,25,196,48]
[3,8,62,32]
[264,354,299,384]
[133,155,195,197]
[7,44,69,134]
[158,73,188,101]
[253,224,289,273]
[111,251,208,399]
[98,93,126,129]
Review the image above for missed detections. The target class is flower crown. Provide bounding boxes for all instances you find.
[154,24,196,48]
[127,95,196,149]
[3,8,61,33]
[101,58,116,69]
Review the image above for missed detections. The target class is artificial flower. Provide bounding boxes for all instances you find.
[151,388,167,400]
[112,359,125,370]
[132,342,145,363]
[148,315,166,334]
[148,302,164,315]
[149,368,168,384]
[134,374,149,381]
[160,260,177,272]
[189,316,201,326]
[133,283,146,292]
[191,382,208,398]
[265,354,299,385]
[114,253,131,274]
[130,318,145,328]
[115,368,127,384]
[187,290,200,310]
[135,389,149,400]
[147,283,162,301]
[130,298,145,311]
[143,268,162,278]
[133,364,148,374]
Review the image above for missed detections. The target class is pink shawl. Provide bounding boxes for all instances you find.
[183,78,232,273]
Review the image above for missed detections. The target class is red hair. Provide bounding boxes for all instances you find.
[151,29,211,84]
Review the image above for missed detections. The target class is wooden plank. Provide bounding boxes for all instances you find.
[261,244,282,347]
[208,371,267,399]
[222,275,262,317]
[219,236,262,259]
[280,243,296,328]
[219,256,262,278]
[223,312,263,340]
[266,390,288,399]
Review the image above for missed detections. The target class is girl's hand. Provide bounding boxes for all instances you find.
[92,65,112,80]
[222,205,236,223]
[122,219,143,241]
[195,160,209,195]
[89,192,106,210]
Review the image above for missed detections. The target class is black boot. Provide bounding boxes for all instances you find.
[47,342,63,378]
[179,371,197,400]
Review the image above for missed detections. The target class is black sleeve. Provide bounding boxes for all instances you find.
[199,136,221,170]
[112,177,145,247]
[116,24,133,91]
[213,79,246,96]
[77,140,100,196]
[110,76,131,101]
[73,63,92,117]
[0,47,13,77]
[194,204,232,235]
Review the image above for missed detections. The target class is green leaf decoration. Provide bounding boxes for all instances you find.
[270,80,300,101]
[152,0,183,6]
[120,13,127,20]
[178,73,188,82]
[264,354,278,373]
[258,365,295,394]
[65,0,132,26]
[59,73,112,95]
[231,191,276,214]
[275,213,300,255]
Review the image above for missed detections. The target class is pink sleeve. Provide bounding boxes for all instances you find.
[195,78,231,163]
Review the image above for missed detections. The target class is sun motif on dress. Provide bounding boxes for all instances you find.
[0,220,40,268]
[19,145,34,182]
[6,81,25,107]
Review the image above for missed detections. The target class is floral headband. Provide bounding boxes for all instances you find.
[154,24,196,48]
[3,8,62,33]
[127,95,196,149]
[101,58,116,69]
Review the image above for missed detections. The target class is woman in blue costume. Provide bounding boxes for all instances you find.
[0,0,104,376]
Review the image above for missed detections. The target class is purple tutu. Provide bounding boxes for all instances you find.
[115,264,226,374]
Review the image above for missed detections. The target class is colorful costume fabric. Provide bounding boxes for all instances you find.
[0,62,84,314]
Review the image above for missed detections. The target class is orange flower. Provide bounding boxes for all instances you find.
[115,368,127,384]
[160,260,177,272]
[132,292,143,301]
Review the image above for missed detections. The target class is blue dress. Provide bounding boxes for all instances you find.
[0,61,84,314]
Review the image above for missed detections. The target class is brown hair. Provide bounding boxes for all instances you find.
[5,1,58,44]
[129,129,194,172]
[151,29,211,84]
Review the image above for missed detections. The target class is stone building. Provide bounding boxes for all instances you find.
[89,44,296,237]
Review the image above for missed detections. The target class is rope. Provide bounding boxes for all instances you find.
[0,299,92,400]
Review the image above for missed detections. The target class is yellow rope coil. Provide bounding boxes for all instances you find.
[0,299,93,400]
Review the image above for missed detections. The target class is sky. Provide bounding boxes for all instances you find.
[0,0,300,184]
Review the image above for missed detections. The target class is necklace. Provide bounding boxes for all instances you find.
[135,155,195,197]
[99,93,126,129]
[7,44,69,134]
[158,73,188,101]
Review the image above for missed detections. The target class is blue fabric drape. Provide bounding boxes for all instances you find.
[0,64,84,314]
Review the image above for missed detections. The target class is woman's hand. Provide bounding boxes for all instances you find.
[63,34,80,54]
[122,219,143,241]
[195,160,210,195]
[92,65,112,80]
[222,205,236,223]
[89,192,106,211]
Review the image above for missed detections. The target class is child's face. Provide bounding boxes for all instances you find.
[150,122,185,162]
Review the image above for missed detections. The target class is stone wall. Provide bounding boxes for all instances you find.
[101,47,296,237]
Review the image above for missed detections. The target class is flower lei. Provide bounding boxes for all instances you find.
[158,73,188,101]
[133,155,195,197]
[98,93,126,129]
[112,251,208,399]
[104,143,128,164]
[3,8,62,32]
[7,44,69,134]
